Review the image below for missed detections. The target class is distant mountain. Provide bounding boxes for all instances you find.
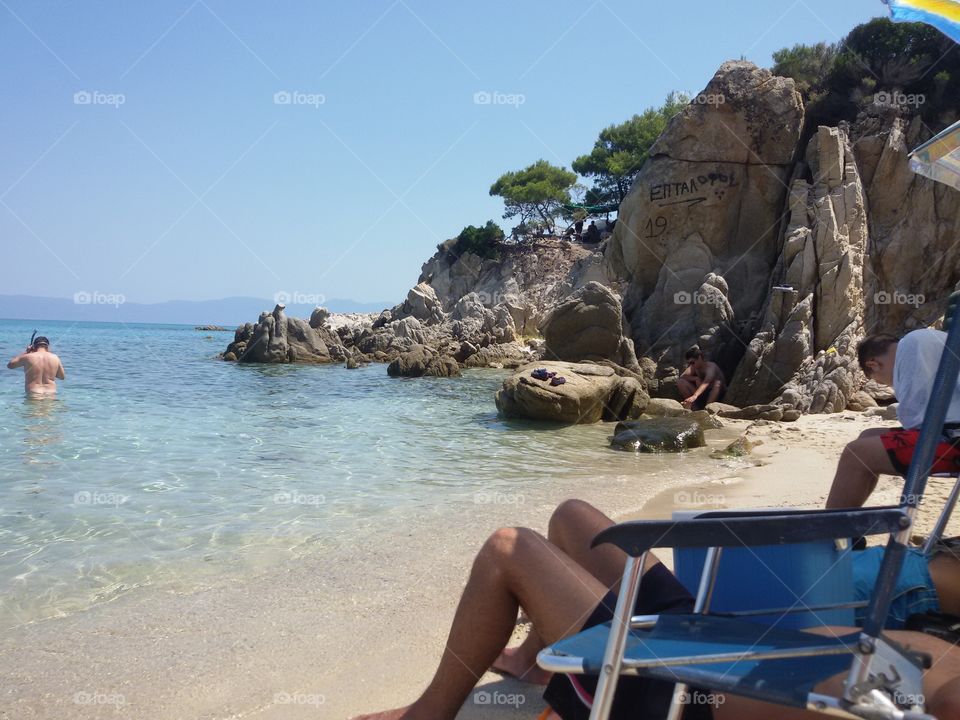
[0,295,391,327]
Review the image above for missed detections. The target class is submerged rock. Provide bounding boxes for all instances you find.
[610,417,706,453]
[710,434,762,458]
[387,344,461,378]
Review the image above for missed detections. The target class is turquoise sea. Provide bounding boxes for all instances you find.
[0,318,722,628]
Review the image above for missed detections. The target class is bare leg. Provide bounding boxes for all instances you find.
[352,527,609,720]
[929,552,960,616]
[493,500,659,684]
[705,379,723,405]
[716,628,960,719]
[825,432,898,509]
[677,376,697,401]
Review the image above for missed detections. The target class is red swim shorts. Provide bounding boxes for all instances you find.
[880,429,960,475]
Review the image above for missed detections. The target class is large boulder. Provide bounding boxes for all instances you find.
[387,344,461,378]
[609,417,706,452]
[225,304,346,364]
[539,282,639,371]
[403,282,445,324]
[608,61,804,368]
[495,361,649,424]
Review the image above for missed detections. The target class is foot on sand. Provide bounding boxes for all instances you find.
[491,645,552,685]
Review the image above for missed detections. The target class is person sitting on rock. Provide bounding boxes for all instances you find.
[826,329,960,509]
[678,345,725,410]
[583,220,601,244]
[350,497,960,720]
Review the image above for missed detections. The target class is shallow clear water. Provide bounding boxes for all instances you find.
[0,318,726,626]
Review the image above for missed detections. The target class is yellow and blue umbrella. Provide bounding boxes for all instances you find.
[909,119,960,190]
[884,0,960,42]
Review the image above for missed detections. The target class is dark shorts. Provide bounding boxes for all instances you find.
[880,429,960,475]
[543,563,713,720]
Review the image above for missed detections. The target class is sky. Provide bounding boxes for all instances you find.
[1,0,887,306]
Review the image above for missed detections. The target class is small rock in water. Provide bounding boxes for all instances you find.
[610,417,705,453]
[710,434,764,459]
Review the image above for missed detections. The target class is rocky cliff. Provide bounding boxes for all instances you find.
[225,59,959,416]
[607,60,960,413]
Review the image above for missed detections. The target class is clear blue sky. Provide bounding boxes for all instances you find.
[1,0,885,305]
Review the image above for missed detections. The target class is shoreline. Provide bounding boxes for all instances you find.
[5,412,958,719]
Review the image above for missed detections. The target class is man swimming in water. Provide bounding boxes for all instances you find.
[7,335,65,396]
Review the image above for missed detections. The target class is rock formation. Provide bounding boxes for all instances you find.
[609,417,706,452]
[387,344,461,378]
[224,304,347,364]
[539,282,640,371]
[608,61,804,372]
[495,361,649,424]
[607,60,960,413]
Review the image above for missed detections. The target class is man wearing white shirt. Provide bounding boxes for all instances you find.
[826,328,960,509]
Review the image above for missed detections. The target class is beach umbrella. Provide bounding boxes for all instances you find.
[909,118,960,190]
[884,0,960,43]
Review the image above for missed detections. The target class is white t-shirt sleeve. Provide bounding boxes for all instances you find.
[893,329,948,430]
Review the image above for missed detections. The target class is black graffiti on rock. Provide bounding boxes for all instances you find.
[648,170,738,207]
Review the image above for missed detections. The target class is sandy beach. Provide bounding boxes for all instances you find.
[3,410,957,720]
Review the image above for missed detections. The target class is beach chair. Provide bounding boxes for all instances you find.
[537,291,960,720]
